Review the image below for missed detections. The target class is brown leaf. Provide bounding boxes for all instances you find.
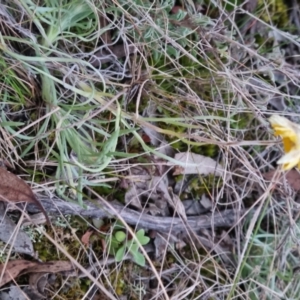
[263,169,300,191]
[28,272,49,299]
[81,229,94,246]
[0,260,37,287]
[0,167,50,224]
[27,261,74,274]
[0,260,74,287]
[262,170,278,181]
[168,188,187,221]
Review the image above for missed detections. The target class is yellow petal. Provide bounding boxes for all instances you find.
[277,150,300,170]
[282,136,296,153]
[273,126,297,140]
[269,114,297,129]
[269,115,299,142]
[269,114,300,154]
[269,115,300,170]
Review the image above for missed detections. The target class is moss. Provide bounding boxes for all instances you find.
[191,144,219,158]
[57,276,90,299]
[109,269,126,296]
[176,173,223,200]
[257,0,289,27]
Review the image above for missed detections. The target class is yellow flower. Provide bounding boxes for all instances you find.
[269,114,300,170]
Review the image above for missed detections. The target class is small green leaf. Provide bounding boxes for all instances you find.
[140,236,150,245]
[129,243,139,254]
[136,229,150,245]
[136,229,145,239]
[0,121,24,127]
[106,237,120,255]
[115,231,126,242]
[166,45,178,59]
[132,251,146,267]
[115,245,126,262]
[126,240,134,250]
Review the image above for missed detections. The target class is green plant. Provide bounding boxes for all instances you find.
[107,229,150,267]
[22,225,46,243]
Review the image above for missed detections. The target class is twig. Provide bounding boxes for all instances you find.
[28,195,251,233]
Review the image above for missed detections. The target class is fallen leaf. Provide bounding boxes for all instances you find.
[168,188,187,221]
[182,200,207,216]
[81,229,94,246]
[0,260,37,287]
[153,232,182,260]
[0,207,34,255]
[124,166,170,215]
[27,272,49,299]
[141,133,151,143]
[0,260,74,287]
[168,152,224,176]
[0,285,27,300]
[200,194,213,210]
[262,170,278,181]
[263,169,300,191]
[0,167,50,224]
[27,261,74,274]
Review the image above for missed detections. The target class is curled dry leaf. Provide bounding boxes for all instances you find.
[168,152,224,176]
[0,167,50,224]
[168,188,187,221]
[124,165,170,215]
[182,199,207,216]
[0,260,74,287]
[0,260,37,287]
[81,229,94,246]
[27,272,49,299]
